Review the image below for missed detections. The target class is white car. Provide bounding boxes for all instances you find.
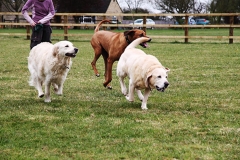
[79,16,94,24]
[129,19,155,29]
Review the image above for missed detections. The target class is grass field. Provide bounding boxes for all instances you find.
[0,28,240,159]
[1,27,240,42]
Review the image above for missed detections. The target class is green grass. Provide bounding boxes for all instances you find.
[0,28,240,159]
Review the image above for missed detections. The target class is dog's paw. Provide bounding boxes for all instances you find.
[141,107,148,110]
[96,73,100,77]
[122,89,128,96]
[125,95,134,102]
[141,104,148,110]
[53,87,58,92]
[54,90,62,95]
[138,96,144,101]
[106,86,112,90]
[103,83,112,89]
[44,98,51,103]
[39,94,44,98]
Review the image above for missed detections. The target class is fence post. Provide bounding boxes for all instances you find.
[184,16,189,43]
[0,15,3,28]
[229,16,234,44]
[143,16,146,33]
[103,16,106,30]
[63,15,68,40]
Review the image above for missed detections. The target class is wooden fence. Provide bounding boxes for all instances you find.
[0,12,240,43]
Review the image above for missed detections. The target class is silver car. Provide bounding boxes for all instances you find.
[129,18,155,29]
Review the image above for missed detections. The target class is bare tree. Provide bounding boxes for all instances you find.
[122,0,146,13]
[152,0,194,13]
[151,0,207,23]
[119,0,147,21]
[152,0,194,23]
[0,0,26,12]
[0,0,27,22]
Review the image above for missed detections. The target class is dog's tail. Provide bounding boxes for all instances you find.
[94,20,111,33]
[126,37,151,49]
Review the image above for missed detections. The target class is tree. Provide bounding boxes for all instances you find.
[209,0,240,13]
[151,0,194,23]
[152,0,194,13]
[194,1,207,13]
[120,0,145,13]
[208,0,240,24]
[0,0,26,12]
[151,0,208,24]
[122,7,152,20]
[0,0,27,22]
[119,0,151,21]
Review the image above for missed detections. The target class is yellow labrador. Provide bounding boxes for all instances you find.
[28,41,78,102]
[117,37,170,110]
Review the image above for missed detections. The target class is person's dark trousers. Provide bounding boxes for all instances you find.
[30,24,52,49]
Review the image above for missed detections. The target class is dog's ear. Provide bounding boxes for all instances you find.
[145,73,152,88]
[145,66,156,88]
[53,46,59,57]
[124,30,135,37]
[165,67,170,73]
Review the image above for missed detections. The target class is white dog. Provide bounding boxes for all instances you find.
[28,41,78,102]
[117,37,170,110]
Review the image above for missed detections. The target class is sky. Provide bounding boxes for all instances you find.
[118,0,210,13]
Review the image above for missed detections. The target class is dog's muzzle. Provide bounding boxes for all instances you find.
[140,38,151,48]
[156,82,169,92]
[65,48,78,57]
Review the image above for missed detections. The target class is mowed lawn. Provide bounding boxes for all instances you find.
[0,28,239,159]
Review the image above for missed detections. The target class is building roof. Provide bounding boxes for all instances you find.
[56,0,120,13]
[78,0,111,13]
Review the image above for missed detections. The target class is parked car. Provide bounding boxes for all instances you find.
[111,16,118,24]
[79,16,94,24]
[188,18,196,25]
[195,19,210,25]
[129,18,155,29]
[175,17,196,25]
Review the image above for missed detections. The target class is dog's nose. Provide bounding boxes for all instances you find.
[74,48,78,53]
[164,82,169,88]
[148,38,152,42]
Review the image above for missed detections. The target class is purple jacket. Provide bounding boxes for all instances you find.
[22,0,55,26]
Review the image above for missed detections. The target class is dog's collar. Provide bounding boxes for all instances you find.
[125,35,131,44]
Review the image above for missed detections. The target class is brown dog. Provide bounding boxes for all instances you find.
[91,20,150,89]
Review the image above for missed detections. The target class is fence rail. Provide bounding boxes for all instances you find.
[0,12,240,43]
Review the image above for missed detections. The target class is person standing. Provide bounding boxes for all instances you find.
[22,0,55,49]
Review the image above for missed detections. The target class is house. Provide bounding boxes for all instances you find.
[56,0,123,24]
[77,0,123,23]
[105,0,123,23]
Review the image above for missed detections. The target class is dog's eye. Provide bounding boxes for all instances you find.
[158,76,161,78]
[166,76,168,78]
[65,45,69,47]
